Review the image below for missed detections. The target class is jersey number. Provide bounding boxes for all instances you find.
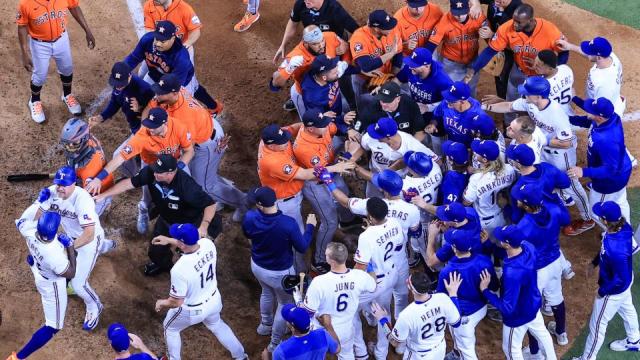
[553,88,571,105]
[336,293,348,312]
[420,317,447,339]
[200,264,214,288]
[384,241,394,262]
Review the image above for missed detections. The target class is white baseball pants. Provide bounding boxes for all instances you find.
[451,305,487,360]
[31,267,67,330]
[537,257,564,307]
[542,148,591,221]
[29,32,73,86]
[354,273,396,360]
[275,192,306,272]
[393,259,410,319]
[502,311,557,360]
[588,186,631,227]
[72,236,102,314]
[404,339,446,360]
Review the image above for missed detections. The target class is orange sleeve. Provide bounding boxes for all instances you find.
[350,31,371,61]
[488,21,511,51]
[16,1,29,26]
[329,123,338,136]
[277,47,303,80]
[175,122,193,149]
[67,0,79,9]
[429,15,449,46]
[265,156,300,182]
[547,22,564,52]
[120,134,145,160]
[143,2,155,30]
[181,3,202,32]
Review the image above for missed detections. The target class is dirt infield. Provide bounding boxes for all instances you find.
[0,0,637,359]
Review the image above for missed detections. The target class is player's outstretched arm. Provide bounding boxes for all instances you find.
[93,178,135,203]
[482,101,515,114]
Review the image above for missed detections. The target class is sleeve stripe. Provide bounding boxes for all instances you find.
[80,223,95,228]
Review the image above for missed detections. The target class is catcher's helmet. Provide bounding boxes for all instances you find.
[403,151,433,177]
[60,118,90,154]
[371,169,403,196]
[518,76,550,98]
[281,274,311,294]
[53,166,77,187]
[37,211,61,241]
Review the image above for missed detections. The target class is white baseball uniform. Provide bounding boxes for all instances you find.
[513,127,548,165]
[352,218,404,360]
[302,269,377,360]
[510,98,591,220]
[586,52,625,116]
[390,294,461,359]
[163,238,246,360]
[547,64,575,116]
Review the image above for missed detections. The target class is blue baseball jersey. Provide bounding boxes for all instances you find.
[437,253,499,316]
[433,97,485,146]
[300,74,349,135]
[441,170,470,205]
[598,222,634,297]
[517,200,569,270]
[124,32,194,86]
[482,241,542,327]
[396,60,453,105]
[510,162,571,222]
[272,328,339,360]
[436,207,483,263]
[100,74,155,134]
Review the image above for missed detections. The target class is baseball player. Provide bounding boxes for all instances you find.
[394,0,443,56]
[505,115,547,164]
[485,76,594,236]
[36,166,108,331]
[16,0,95,123]
[234,0,260,32]
[571,202,640,360]
[479,225,557,360]
[153,223,248,360]
[532,50,575,116]
[107,323,158,360]
[302,242,377,360]
[8,212,76,360]
[370,272,463,359]
[437,140,470,205]
[426,203,483,269]
[469,113,505,167]
[143,0,201,62]
[437,230,499,360]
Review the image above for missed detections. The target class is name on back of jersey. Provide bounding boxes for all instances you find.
[476,172,516,197]
[421,305,443,322]
[193,249,215,272]
[334,281,355,293]
[388,208,409,222]
[376,226,400,246]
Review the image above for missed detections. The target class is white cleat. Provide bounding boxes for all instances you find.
[609,338,640,352]
[256,323,272,336]
[99,239,117,255]
[547,321,569,345]
[82,304,103,331]
[61,94,82,114]
[28,100,45,123]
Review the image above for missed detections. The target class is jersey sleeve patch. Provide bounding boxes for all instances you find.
[354,43,363,53]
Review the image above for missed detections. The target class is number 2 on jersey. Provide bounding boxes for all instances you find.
[420,316,446,339]
[200,263,214,288]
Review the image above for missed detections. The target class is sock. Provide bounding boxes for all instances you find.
[193,85,217,110]
[60,73,73,96]
[30,82,43,102]
[17,326,59,359]
[528,332,540,354]
[551,302,566,334]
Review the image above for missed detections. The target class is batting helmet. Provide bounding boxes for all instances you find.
[53,166,77,187]
[281,274,311,294]
[371,169,403,196]
[403,151,433,177]
[60,118,90,155]
[518,76,550,98]
[37,211,61,241]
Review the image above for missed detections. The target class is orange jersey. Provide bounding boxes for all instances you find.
[292,124,338,168]
[143,0,201,43]
[257,139,304,200]
[148,90,213,144]
[489,18,564,76]
[74,136,114,191]
[350,26,404,75]
[429,13,488,65]
[16,0,79,41]
[121,117,192,164]
[394,4,443,55]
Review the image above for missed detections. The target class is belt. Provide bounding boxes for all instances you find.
[186,290,217,307]
[543,148,564,155]
[482,211,502,221]
[281,195,295,202]
[32,32,64,43]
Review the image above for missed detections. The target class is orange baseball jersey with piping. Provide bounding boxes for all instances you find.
[257,139,304,199]
[292,123,338,168]
[350,26,404,75]
[148,89,213,144]
[120,117,192,164]
[429,12,488,65]
[143,0,201,43]
[394,4,443,55]
[76,136,114,191]
[489,18,564,76]
[16,0,79,41]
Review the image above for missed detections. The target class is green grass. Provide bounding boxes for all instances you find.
[563,1,640,29]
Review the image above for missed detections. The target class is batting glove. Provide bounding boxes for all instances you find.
[292,286,303,305]
[313,166,333,184]
[38,187,51,203]
[337,61,349,78]
[284,55,304,74]
[58,234,74,248]
[402,187,419,203]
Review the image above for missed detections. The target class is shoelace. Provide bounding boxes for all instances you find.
[32,102,43,114]
[65,95,79,107]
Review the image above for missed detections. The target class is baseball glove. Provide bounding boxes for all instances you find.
[482,51,505,77]
[281,274,310,294]
[367,73,395,92]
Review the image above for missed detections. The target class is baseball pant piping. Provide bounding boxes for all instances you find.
[564,153,591,220]
[34,268,67,330]
[502,312,557,360]
[29,32,73,86]
[71,237,102,313]
[451,305,487,360]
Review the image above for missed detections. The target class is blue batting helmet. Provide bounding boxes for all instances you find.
[37,211,61,241]
[518,76,550,98]
[53,166,77,187]
[372,169,403,196]
[403,151,433,177]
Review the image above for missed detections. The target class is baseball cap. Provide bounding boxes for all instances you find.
[537,50,558,68]
[247,186,277,207]
[302,108,332,128]
[580,37,612,57]
[493,225,524,247]
[436,202,467,222]
[445,229,473,252]
[450,0,470,16]
[152,74,181,95]
[261,124,292,145]
[407,0,428,7]
[107,323,130,352]
[442,140,468,165]
[511,183,543,206]
[471,139,499,161]
[371,169,403,196]
[151,154,177,173]
[169,223,199,246]
[53,166,77,187]
[142,107,169,129]
[576,97,614,118]
[154,20,176,41]
[404,48,433,68]
[309,55,339,76]
[369,10,397,31]
[367,117,398,139]
[281,304,311,332]
[442,81,471,102]
[506,144,535,166]
[374,82,402,103]
[109,62,132,87]
[592,201,622,222]
[470,113,496,137]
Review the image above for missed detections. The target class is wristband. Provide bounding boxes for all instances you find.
[178,161,186,169]
[379,317,392,336]
[96,169,109,181]
[327,183,337,192]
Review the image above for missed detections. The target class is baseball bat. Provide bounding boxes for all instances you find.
[299,273,306,294]
[7,173,55,182]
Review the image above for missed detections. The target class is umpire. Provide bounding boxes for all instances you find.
[95,154,221,276]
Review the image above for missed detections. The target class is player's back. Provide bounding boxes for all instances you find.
[465,163,515,219]
[397,293,459,351]
[171,238,218,304]
[356,218,404,277]
[438,254,493,315]
[548,64,575,115]
[402,163,443,205]
[19,221,68,280]
[517,200,567,269]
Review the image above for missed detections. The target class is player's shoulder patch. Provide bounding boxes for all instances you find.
[15,10,21,21]
[354,42,364,53]
[310,156,320,166]
[83,214,93,222]
[123,145,133,154]
[191,15,201,25]
[283,164,293,175]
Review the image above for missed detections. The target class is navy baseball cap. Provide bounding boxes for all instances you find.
[511,183,543,206]
[309,55,339,76]
[506,144,535,166]
[109,62,132,87]
[580,37,612,57]
[404,48,433,68]
[107,323,130,352]
[577,97,615,118]
[493,225,524,247]
[471,139,499,161]
[281,304,311,332]
[372,169,403,196]
[592,201,622,222]
[367,117,398,139]
[442,140,469,165]
[442,82,471,102]
[302,108,332,128]
[450,0,470,15]
[142,107,169,129]
[369,10,397,30]
[470,113,496,136]
[445,229,473,252]
[436,202,467,222]
[169,223,199,246]
[261,124,292,145]
[153,74,181,95]
[154,20,176,41]
[151,154,177,173]
[375,82,402,103]
[247,186,277,207]
[407,0,428,7]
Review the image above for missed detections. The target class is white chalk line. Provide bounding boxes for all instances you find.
[623,111,640,123]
